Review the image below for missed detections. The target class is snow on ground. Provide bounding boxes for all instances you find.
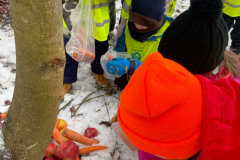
[0,0,190,159]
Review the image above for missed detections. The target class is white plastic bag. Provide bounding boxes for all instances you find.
[101,50,117,81]
[66,0,95,63]
[100,50,132,80]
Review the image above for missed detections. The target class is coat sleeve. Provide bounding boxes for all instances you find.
[114,27,126,52]
[127,60,143,75]
[196,75,240,160]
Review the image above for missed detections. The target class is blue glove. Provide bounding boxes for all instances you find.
[106,58,130,76]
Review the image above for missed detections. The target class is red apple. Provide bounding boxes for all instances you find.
[84,128,98,138]
[45,158,56,160]
[54,140,79,160]
[44,142,57,159]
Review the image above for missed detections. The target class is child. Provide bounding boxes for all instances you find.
[118,52,240,160]
[107,0,240,159]
[115,0,177,45]
[107,0,238,79]
[222,0,240,55]
[113,0,173,89]
[62,0,110,100]
[115,0,173,61]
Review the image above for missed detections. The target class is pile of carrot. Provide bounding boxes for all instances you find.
[52,127,66,144]
[74,48,95,60]
[52,118,108,155]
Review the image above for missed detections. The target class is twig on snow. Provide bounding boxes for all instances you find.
[104,96,111,122]
[72,91,105,117]
[59,99,74,113]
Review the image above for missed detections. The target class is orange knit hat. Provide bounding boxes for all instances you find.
[118,52,203,159]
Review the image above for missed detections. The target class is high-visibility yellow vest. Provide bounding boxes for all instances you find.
[223,0,240,17]
[63,0,110,41]
[121,0,131,20]
[121,0,176,20]
[125,16,173,62]
[167,0,177,17]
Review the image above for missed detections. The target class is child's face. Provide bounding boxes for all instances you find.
[134,23,149,30]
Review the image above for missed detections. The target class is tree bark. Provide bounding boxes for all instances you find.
[2,0,65,159]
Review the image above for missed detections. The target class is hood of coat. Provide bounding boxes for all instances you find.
[196,75,240,160]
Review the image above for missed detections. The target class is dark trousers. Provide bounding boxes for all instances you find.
[63,37,109,83]
[222,13,240,49]
[114,74,129,90]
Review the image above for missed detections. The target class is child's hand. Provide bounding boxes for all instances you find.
[106,58,130,76]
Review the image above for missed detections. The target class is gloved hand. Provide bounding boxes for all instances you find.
[106,58,130,76]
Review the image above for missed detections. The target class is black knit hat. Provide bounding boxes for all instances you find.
[158,0,228,75]
[131,0,166,22]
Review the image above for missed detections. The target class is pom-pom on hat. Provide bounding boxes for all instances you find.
[158,0,228,75]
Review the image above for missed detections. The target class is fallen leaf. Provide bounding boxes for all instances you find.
[5,100,10,105]
[70,106,75,112]
[94,108,101,112]
[100,121,111,127]
[75,114,83,117]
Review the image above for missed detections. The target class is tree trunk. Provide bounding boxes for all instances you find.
[2,0,65,159]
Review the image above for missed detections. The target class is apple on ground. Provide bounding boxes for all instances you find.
[45,158,56,160]
[44,142,57,159]
[84,128,98,138]
[54,140,79,160]
[57,119,67,131]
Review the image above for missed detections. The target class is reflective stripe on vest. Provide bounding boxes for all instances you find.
[125,15,173,62]
[91,0,110,41]
[167,0,177,17]
[63,0,110,41]
[96,19,110,27]
[91,2,108,9]
[121,0,131,20]
[223,0,240,17]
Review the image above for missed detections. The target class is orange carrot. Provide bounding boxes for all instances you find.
[0,113,7,120]
[61,128,98,146]
[108,55,113,61]
[79,146,108,155]
[52,127,66,144]
[73,52,78,59]
[77,48,95,60]
[55,118,60,129]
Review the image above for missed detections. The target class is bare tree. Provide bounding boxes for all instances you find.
[2,0,65,159]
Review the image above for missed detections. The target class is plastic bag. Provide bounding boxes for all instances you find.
[100,50,132,80]
[66,0,95,63]
[112,122,137,152]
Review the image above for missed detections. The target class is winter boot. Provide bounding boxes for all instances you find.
[92,72,110,87]
[61,83,72,101]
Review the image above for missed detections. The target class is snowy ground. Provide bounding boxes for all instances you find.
[0,0,190,159]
